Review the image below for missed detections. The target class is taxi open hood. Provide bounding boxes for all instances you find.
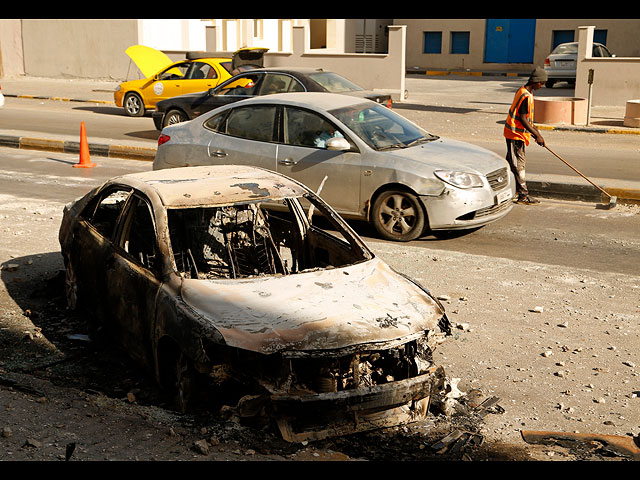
[125,45,174,78]
[180,257,444,355]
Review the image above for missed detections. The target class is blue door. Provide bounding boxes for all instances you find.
[484,19,536,63]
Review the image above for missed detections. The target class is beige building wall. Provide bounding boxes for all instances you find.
[397,19,640,73]
[21,19,139,80]
[0,19,25,77]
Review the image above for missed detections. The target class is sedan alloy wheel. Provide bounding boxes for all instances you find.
[372,190,426,242]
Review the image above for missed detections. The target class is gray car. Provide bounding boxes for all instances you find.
[543,42,614,88]
[153,92,515,242]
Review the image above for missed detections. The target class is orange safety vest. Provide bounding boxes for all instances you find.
[504,86,534,145]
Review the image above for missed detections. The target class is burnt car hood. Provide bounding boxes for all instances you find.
[180,257,443,354]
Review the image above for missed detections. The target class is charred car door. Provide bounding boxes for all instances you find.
[68,187,132,316]
[106,192,163,367]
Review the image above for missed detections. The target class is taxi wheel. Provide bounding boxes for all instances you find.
[163,109,187,128]
[124,92,145,117]
[371,189,426,242]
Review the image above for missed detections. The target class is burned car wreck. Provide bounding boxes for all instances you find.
[59,165,452,442]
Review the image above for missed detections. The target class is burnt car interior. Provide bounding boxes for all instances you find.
[167,196,369,280]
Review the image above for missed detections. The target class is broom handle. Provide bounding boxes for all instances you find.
[544,145,612,198]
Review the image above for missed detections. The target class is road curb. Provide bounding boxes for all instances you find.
[0,132,156,162]
[537,124,640,135]
[5,93,114,105]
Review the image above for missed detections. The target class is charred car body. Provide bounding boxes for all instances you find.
[59,165,451,441]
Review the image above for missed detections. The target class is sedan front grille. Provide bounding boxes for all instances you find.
[486,168,508,192]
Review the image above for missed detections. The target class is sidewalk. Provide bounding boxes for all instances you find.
[1,75,639,205]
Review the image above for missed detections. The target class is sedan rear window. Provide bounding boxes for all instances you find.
[211,105,277,142]
[551,43,578,54]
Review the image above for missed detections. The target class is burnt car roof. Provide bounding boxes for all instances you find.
[108,165,307,208]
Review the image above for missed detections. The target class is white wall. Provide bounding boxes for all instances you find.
[138,19,208,52]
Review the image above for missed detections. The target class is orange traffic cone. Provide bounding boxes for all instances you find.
[73,121,96,168]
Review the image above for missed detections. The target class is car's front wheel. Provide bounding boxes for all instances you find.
[163,109,187,128]
[124,92,145,117]
[371,189,427,242]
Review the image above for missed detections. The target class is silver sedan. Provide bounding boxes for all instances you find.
[153,92,515,241]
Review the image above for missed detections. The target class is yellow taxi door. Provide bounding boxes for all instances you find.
[180,62,225,95]
[142,62,191,107]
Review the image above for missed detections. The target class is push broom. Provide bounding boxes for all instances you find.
[544,145,617,209]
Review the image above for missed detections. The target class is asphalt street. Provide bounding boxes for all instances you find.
[1,74,639,205]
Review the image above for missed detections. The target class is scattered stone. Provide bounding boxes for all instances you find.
[23,438,41,448]
[193,439,209,455]
[530,306,544,313]
[437,295,451,302]
[558,322,569,328]
[4,264,20,272]
[2,427,12,438]
[622,361,636,368]
[456,323,470,331]
[542,350,553,357]
[126,392,136,403]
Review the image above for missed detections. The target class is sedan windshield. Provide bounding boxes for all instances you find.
[331,104,438,151]
[308,72,363,92]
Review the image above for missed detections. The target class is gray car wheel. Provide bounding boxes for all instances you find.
[124,92,145,117]
[371,190,426,242]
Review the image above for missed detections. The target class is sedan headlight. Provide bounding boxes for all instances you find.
[115,85,121,92]
[434,170,484,189]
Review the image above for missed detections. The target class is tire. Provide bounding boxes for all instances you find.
[124,92,145,117]
[163,109,187,128]
[371,189,426,242]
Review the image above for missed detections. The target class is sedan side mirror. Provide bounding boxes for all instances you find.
[207,88,217,96]
[326,137,351,151]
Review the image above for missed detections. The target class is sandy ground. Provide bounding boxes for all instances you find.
[1,186,639,462]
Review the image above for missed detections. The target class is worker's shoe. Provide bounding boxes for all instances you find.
[516,195,540,205]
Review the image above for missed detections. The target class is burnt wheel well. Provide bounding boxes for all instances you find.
[156,336,181,388]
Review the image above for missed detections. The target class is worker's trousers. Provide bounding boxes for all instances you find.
[505,138,527,197]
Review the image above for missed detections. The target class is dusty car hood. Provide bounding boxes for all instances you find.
[125,45,174,78]
[381,137,507,175]
[180,257,443,354]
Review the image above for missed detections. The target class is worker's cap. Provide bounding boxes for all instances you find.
[528,67,548,84]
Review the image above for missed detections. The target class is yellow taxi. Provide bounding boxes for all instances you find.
[114,45,267,117]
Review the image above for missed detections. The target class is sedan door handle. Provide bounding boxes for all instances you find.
[210,150,227,158]
[278,157,297,166]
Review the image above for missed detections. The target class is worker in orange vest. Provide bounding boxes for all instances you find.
[504,67,547,205]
